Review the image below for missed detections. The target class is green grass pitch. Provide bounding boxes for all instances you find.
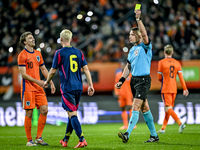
[0,123,199,150]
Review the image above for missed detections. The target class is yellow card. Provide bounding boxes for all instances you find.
[135,4,141,10]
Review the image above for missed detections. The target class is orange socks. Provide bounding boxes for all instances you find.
[24,116,32,142]
[36,114,47,139]
[121,111,128,126]
[161,112,169,130]
[161,108,182,130]
[167,108,182,126]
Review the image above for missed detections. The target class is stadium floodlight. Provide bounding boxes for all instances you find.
[8,47,13,53]
[85,17,91,22]
[35,29,40,35]
[87,11,93,16]
[153,0,159,4]
[46,47,51,53]
[36,48,41,51]
[91,24,98,30]
[77,14,83,20]
[57,38,60,43]
[39,43,45,48]
[123,47,128,52]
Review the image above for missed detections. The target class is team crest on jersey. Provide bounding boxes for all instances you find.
[26,101,30,106]
[134,49,139,56]
[36,56,40,62]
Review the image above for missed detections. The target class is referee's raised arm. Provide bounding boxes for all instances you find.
[134,9,149,44]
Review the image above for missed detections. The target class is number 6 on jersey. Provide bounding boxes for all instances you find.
[70,55,78,72]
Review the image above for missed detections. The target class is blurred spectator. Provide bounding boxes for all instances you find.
[0,0,199,67]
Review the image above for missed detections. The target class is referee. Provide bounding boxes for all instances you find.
[116,9,159,143]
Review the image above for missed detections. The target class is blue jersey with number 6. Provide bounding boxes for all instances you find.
[52,46,87,93]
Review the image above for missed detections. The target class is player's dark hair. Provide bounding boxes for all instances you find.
[20,31,32,45]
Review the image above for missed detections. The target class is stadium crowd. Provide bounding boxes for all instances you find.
[0,0,200,66]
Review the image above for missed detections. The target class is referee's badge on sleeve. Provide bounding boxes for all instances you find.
[134,49,139,56]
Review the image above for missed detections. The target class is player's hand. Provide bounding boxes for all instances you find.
[88,86,95,96]
[115,82,122,89]
[38,80,45,87]
[183,90,189,97]
[43,81,49,88]
[50,82,56,94]
[134,9,141,19]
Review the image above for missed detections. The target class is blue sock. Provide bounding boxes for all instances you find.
[63,117,73,141]
[142,110,158,137]
[126,111,139,138]
[71,115,84,142]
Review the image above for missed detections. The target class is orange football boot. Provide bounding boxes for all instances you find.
[74,139,87,148]
[60,140,68,147]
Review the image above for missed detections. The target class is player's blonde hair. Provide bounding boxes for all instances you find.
[60,29,73,42]
[164,45,174,55]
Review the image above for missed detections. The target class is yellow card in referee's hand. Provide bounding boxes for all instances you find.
[135,4,141,10]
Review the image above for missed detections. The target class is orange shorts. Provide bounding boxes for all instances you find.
[161,93,176,107]
[118,96,133,108]
[21,90,48,109]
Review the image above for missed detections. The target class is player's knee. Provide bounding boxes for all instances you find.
[132,105,140,111]
[126,105,132,111]
[26,110,33,118]
[68,111,77,118]
[165,106,172,112]
[121,107,126,111]
[41,109,48,116]
[40,107,48,115]
[141,109,149,113]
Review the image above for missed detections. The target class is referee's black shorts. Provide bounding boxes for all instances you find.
[130,75,151,101]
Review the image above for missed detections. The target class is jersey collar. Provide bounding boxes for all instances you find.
[25,48,34,53]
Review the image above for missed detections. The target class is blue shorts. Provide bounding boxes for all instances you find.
[61,90,82,112]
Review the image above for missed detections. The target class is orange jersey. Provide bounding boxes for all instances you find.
[114,71,133,98]
[17,49,44,92]
[158,58,187,93]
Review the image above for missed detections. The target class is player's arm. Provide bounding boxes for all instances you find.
[122,63,131,79]
[40,65,56,94]
[115,63,131,89]
[44,67,57,84]
[178,71,189,97]
[135,9,148,44]
[157,73,162,82]
[157,61,163,82]
[18,66,44,87]
[114,73,120,98]
[82,65,95,96]
[40,65,54,84]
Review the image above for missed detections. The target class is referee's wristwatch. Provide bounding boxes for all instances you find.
[136,18,141,21]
